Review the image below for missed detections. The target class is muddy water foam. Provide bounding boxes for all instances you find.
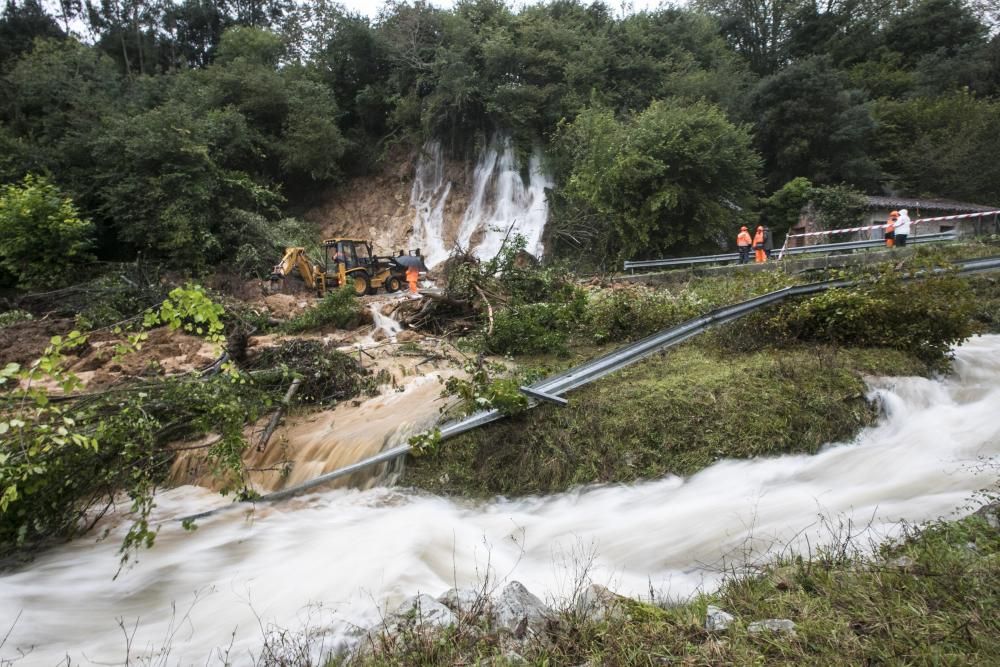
[2,336,998,664]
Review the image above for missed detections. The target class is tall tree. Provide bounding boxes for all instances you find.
[695,0,800,75]
[554,99,761,260]
[750,55,879,190]
[0,0,64,69]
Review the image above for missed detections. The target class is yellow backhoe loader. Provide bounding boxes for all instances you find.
[269,238,427,297]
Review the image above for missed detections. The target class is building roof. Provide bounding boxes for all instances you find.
[866,195,996,213]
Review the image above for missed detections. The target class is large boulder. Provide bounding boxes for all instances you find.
[492,581,552,639]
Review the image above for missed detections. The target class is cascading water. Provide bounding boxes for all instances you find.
[456,135,552,261]
[409,136,553,268]
[2,335,999,664]
[409,141,453,268]
[368,303,402,343]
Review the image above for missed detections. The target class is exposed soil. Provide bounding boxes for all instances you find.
[170,330,468,493]
[304,145,474,261]
[63,326,220,389]
[0,317,77,366]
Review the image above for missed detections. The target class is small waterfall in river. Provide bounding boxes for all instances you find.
[409,136,553,267]
[3,335,999,664]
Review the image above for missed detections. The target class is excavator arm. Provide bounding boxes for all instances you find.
[269,247,326,294]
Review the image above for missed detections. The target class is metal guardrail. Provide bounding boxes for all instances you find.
[623,232,958,272]
[177,256,1000,522]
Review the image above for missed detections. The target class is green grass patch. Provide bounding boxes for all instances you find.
[282,286,362,333]
[403,342,927,497]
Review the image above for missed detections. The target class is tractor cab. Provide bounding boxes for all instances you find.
[322,238,414,296]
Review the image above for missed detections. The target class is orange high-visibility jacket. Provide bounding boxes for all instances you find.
[737,230,752,246]
[753,228,765,247]
[885,216,896,233]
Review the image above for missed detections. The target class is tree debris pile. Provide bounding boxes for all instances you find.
[247,339,381,406]
[399,236,580,347]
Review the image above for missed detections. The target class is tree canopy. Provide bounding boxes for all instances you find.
[1,0,998,282]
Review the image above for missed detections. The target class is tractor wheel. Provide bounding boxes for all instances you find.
[385,276,403,293]
[352,273,371,297]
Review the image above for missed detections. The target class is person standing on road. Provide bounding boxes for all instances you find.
[895,209,911,247]
[753,225,767,263]
[737,226,753,264]
[885,210,898,248]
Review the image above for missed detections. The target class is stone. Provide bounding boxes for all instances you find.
[389,593,457,631]
[437,587,485,617]
[748,619,797,636]
[492,581,552,639]
[575,584,626,622]
[705,605,735,632]
[396,329,420,343]
[372,328,387,342]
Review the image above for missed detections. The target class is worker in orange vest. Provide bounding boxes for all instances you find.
[885,210,898,248]
[753,225,767,263]
[736,226,753,264]
[406,266,420,294]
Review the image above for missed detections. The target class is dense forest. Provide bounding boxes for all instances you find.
[2,0,1000,281]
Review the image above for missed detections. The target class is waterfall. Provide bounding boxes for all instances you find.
[456,135,552,261]
[409,135,553,268]
[409,141,453,268]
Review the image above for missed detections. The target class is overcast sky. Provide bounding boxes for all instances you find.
[337,0,678,19]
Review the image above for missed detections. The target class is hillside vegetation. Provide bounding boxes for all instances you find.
[3,0,1000,285]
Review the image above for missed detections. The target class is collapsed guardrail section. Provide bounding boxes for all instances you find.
[178,256,1000,520]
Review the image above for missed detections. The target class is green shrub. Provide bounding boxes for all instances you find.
[776,271,976,366]
[585,287,703,344]
[0,174,94,289]
[441,360,530,418]
[484,297,586,355]
[282,287,361,333]
[0,333,270,559]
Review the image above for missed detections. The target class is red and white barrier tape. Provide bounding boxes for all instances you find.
[784,210,1000,239]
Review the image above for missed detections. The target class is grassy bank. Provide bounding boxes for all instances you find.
[347,504,1000,666]
[403,342,927,497]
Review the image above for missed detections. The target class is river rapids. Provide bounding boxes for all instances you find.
[2,335,999,665]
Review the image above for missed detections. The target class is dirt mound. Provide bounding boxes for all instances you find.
[0,317,76,366]
[66,327,220,388]
[262,293,312,319]
[303,144,471,261]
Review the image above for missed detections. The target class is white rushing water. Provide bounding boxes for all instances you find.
[2,335,999,665]
[409,141,452,268]
[410,136,553,268]
[368,303,402,343]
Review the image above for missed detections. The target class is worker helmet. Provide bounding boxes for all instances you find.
[740,226,748,231]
